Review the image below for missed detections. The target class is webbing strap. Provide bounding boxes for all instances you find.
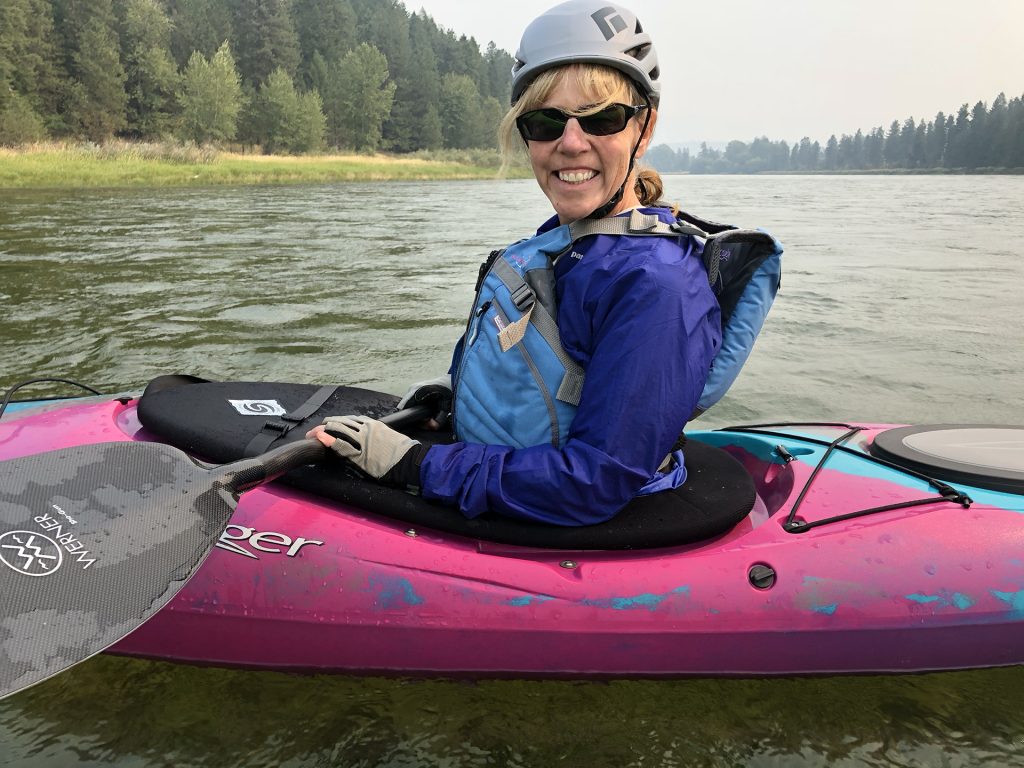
[556,371,585,406]
[243,385,337,457]
[491,258,586,406]
[567,209,706,241]
[492,258,530,304]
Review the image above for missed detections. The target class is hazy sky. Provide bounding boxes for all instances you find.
[411,0,1024,146]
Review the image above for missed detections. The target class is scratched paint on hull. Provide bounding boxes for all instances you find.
[367,575,425,609]
[992,589,1024,618]
[581,586,691,611]
[906,591,976,611]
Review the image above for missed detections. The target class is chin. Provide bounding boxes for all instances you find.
[554,199,600,222]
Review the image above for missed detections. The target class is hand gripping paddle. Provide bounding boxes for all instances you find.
[0,438,327,700]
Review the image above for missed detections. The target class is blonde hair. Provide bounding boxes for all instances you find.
[498,64,666,208]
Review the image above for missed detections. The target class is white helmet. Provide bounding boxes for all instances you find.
[511,0,661,106]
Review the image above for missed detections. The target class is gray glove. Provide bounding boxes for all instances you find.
[322,415,425,488]
[396,374,452,411]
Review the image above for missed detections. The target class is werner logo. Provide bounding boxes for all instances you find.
[216,524,324,560]
[591,7,627,40]
[0,530,63,576]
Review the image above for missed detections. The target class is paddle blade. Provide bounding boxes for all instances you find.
[0,442,236,699]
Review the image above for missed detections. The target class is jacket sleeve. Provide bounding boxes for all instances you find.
[418,236,721,525]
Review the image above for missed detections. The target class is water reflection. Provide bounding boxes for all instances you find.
[4,655,1024,767]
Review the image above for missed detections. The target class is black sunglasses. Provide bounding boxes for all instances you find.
[516,103,647,142]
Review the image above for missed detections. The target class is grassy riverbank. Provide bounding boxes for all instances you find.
[0,142,525,189]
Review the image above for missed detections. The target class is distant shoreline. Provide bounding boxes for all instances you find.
[660,167,1024,176]
[0,142,531,189]
[2,143,1018,190]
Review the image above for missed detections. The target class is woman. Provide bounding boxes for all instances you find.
[308,0,721,526]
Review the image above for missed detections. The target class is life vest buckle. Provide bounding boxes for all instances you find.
[511,284,535,311]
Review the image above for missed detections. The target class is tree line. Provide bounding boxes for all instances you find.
[647,91,1024,174]
[0,0,515,153]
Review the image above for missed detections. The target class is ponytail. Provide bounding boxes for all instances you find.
[634,166,663,206]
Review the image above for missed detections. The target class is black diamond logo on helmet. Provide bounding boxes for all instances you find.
[591,7,627,40]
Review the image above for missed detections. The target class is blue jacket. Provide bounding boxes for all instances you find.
[419,208,721,525]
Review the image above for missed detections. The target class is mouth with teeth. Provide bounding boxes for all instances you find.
[557,169,597,184]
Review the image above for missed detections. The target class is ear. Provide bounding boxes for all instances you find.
[634,108,658,160]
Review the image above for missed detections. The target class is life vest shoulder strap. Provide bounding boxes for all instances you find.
[566,208,706,246]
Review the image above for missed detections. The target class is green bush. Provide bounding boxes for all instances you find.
[0,94,48,145]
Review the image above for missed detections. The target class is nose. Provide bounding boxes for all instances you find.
[559,117,590,152]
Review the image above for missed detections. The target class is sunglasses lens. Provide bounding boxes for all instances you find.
[518,109,567,141]
[579,105,630,136]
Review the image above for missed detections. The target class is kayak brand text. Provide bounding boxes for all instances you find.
[216,524,324,560]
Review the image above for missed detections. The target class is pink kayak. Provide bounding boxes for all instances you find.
[2,395,1023,678]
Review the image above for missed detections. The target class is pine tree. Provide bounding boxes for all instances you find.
[228,0,300,88]
[117,0,180,138]
[166,0,233,69]
[900,117,916,168]
[0,0,63,133]
[483,41,513,104]
[984,93,1008,168]
[962,101,987,168]
[823,135,839,170]
[852,129,865,168]
[946,104,970,168]
[926,111,947,167]
[942,114,956,168]
[1009,94,1024,169]
[865,127,884,168]
[384,11,438,151]
[909,120,927,168]
[882,120,902,167]
[292,0,357,89]
[56,0,128,139]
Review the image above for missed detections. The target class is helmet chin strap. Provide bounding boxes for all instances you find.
[584,94,653,220]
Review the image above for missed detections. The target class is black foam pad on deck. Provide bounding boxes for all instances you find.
[138,380,755,550]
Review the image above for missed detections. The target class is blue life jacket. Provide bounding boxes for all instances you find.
[451,207,782,491]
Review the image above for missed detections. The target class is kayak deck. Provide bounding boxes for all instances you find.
[2,397,1023,677]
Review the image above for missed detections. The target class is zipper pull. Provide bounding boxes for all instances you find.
[467,301,491,346]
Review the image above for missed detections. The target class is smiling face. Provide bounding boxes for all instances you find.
[522,67,657,224]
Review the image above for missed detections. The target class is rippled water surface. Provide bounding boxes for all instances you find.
[1,175,1023,766]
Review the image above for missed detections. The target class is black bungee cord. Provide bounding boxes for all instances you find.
[0,378,103,420]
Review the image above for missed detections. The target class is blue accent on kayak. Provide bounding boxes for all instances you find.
[368,575,424,609]
[2,399,77,415]
[692,429,1024,512]
[506,594,556,607]
[811,603,838,616]
[4,401,42,413]
[906,591,976,610]
[581,585,690,611]
[992,589,1024,619]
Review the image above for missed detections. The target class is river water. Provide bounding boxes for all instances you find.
[1,175,1023,766]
